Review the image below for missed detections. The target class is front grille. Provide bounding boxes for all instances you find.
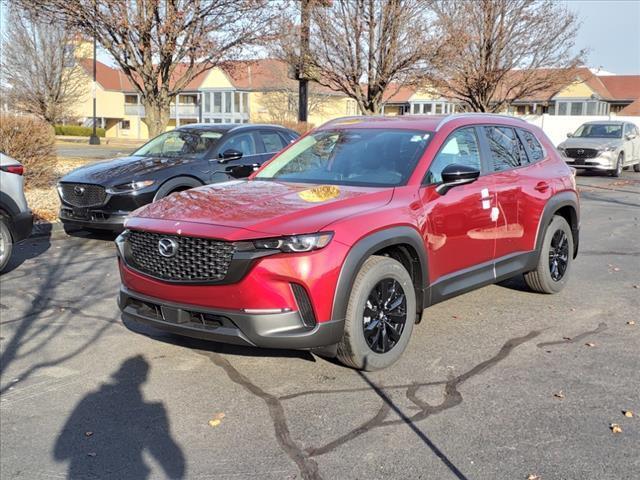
[565,148,598,159]
[126,230,236,282]
[59,183,107,207]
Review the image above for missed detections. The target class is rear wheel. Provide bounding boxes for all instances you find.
[633,162,640,173]
[0,216,13,273]
[524,215,573,294]
[336,256,416,370]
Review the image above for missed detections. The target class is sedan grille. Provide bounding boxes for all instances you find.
[59,183,107,207]
[565,148,598,159]
[126,230,236,282]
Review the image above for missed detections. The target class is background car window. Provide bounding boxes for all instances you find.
[484,126,528,171]
[573,124,622,138]
[218,133,257,156]
[260,131,286,152]
[425,128,480,184]
[133,130,220,158]
[519,129,544,162]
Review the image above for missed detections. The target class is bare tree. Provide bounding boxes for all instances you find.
[25,0,278,137]
[430,0,586,112]
[0,7,85,124]
[276,0,441,115]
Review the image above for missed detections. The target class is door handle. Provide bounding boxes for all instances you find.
[534,181,549,193]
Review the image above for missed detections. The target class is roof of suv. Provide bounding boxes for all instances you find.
[176,123,292,132]
[319,113,529,132]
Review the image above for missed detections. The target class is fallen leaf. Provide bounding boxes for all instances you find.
[585,342,595,347]
[553,390,565,399]
[84,431,93,437]
[87,452,96,457]
[562,336,572,341]
[623,410,634,418]
[570,308,576,312]
[627,320,636,325]
[208,412,226,427]
[527,475,541,480]
[612,267,620,272]
[633,285,639,289]
[610,423,622,434]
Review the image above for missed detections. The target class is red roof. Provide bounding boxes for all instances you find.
[598,75,640,101]
[79,59,133,91]
[619,97,640,115]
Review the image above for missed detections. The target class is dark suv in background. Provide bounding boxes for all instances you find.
[57,124,298,232]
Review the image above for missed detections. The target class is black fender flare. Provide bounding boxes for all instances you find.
[152,176,204,202]
[532,190,580,266]
[330,226,428,323]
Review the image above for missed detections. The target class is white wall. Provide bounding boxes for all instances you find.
[521,114,640,146]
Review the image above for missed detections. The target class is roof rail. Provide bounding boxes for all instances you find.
[435,112,528,131]
[321,115,389,127]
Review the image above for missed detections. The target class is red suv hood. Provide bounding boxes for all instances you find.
[131,180,393,236]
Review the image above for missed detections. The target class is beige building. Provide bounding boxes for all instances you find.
[71,58,358,140]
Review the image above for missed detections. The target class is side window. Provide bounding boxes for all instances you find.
[519,129,545,163]
[260,131,286,153]
[218,132,257,157]
[484,126,528,171]
[425,127,480,184]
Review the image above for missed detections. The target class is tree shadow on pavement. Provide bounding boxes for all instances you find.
[54,355,186,479]
[1,224,52,274]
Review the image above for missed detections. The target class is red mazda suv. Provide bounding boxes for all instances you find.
[117,114,579,370]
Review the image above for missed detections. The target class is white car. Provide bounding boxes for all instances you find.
[557,121,640,176]
[0,152,33,272]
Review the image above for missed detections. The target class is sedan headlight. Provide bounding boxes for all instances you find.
[602,146,617,152]
[106,180,155,194]
[237,232,333,253]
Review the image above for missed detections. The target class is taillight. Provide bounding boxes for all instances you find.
[1,165,24,175]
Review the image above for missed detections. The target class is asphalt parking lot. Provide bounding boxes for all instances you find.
[1,171,638,480]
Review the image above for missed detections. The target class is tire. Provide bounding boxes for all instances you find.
[609,153,623,177]
[336,256,416,370]
[524,215,574,294]
[0,216,14,273]
[634,162,640,173]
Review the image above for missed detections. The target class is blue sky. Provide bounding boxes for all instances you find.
[1,1,639,74]
[564,0,640,74]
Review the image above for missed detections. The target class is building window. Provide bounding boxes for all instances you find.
[120,120,131,130]
[409,101,456,115]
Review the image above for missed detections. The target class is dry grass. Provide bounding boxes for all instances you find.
[25,157,93,223]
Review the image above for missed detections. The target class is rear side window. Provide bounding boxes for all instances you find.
[519,129,544,162]
[260,131,287,152]
[484,126,528,171]
[425,127,480,184]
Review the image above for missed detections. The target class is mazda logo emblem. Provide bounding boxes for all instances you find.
[158,238,179,258]
[577,149,584,155]
[74,185,86,196]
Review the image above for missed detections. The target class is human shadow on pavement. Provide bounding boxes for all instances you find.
[53,355,185,480]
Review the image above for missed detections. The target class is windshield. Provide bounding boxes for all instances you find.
[133,129,224,158]
[255,128,431,187]
[573,124,622,139]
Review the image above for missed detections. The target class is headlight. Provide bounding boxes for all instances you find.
[106,180,155,194]
[238,232,333,253]
[602,146,617,152]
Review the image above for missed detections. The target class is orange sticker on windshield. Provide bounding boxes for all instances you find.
[298,185,341,203]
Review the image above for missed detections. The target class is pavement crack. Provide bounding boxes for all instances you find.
[204,330,540,479]
[536,322,608,348]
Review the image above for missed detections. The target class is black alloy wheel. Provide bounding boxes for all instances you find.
[363,278,407,353]
[548,229,569,281]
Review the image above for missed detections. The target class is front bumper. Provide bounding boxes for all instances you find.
[59,207,128,231]
[564,152,617,170]
[119,287,345,349]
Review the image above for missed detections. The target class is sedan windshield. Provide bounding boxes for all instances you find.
[573,124,622,139]
[256,128,431,187]
[133,129,224,158]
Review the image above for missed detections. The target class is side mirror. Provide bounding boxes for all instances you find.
[625,133,635,141]
[436,164,480,195]
[226,163,259,178]
[566,132,574,138]
[218,149,243,163]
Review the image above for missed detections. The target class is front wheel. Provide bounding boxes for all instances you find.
[609,153,623,177]
[336,256,416,370]
[524,215,574,294]
[633,162,640,173]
